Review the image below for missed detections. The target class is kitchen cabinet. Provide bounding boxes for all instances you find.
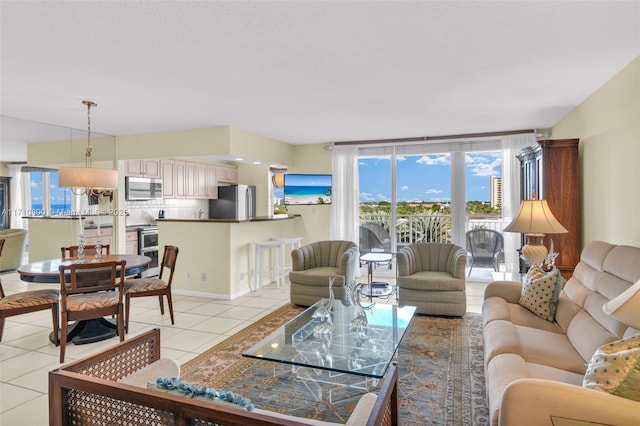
[517,138,580,279]
[126,230,138,255]
[216,165,237,184]
[173,160,196,198]
[158,159,237,200]
[196,163,208,199]
[174,160,186,198]
[161,160,175,198]
[206,165,218,198]
[125,159,161,178]
[185,161,196,198]
[196,164,218,199]
[83,225,113,249]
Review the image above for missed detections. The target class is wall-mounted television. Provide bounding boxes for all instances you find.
[284,174,332,205]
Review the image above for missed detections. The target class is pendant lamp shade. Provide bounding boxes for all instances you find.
[59,167,118,191]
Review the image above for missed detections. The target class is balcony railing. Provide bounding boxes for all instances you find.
[360,213,506,245]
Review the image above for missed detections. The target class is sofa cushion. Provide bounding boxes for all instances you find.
[289,267,344,287]
[397,271,465,291]
[518,265,564,321]
[486,353,585,426]
[150,377,255,411]
[483,319,588,374]
[117,358,181,387]
[583,334,640,402]
[482,296,562,333]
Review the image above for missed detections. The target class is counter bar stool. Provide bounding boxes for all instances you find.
[253,240,285,291]
[280,236,303,275]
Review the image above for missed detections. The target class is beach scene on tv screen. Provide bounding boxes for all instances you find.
[284,174,332,205]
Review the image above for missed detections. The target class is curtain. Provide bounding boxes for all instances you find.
[501,132,536,272]
[330,145,359,246]
[7,164,25,230]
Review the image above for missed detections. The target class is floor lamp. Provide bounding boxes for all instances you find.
[503,198,568,268]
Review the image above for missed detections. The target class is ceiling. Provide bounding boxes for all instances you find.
[1,1,639,162]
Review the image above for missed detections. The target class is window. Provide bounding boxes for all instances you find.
[25,170,72,215]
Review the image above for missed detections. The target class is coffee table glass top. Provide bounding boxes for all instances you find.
[242,299,416,378]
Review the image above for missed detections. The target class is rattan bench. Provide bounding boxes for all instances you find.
[49,328,399,425]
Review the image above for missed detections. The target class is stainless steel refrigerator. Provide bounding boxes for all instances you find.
[208,185,256,220]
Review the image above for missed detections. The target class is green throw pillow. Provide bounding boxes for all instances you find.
[583,334,640,402]
[519,264,564,321]
[148,377,255,411]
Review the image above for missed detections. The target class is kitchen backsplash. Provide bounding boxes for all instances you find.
[125,198,208,225]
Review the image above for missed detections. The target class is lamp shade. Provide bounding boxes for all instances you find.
[59,167,118,190]
[503,199,568,235]
[603,279,640,329]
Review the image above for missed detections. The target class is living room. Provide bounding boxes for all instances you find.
[1,2,640,425]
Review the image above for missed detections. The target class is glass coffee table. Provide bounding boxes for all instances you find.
[243,299,416,401]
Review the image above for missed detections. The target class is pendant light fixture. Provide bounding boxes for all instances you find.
[59,100,118,195]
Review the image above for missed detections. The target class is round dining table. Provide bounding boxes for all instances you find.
[17,254,151,283]
[17,254,151,345]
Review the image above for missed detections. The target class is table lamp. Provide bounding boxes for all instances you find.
[503,198,568,267]
[603,279,640,329]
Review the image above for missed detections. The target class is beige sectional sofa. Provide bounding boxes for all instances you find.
[482,240,640,425]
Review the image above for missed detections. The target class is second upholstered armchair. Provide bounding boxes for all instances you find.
[396,242,467,316]
[289,240,358,306]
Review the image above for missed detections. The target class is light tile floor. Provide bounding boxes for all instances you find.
[0,265,489,425]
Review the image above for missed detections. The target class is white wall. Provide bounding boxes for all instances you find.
[552,56,640,246]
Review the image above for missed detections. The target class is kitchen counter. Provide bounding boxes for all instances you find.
[157,214,299,224]
[157,215,303,299]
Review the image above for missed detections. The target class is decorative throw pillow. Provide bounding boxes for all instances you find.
[583,334,640,402]
[149,377,255,411]
[519,264,564,321]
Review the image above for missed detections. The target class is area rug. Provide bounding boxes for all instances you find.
[181,304,489,425]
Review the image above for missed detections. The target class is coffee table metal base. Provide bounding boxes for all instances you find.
[359,282,395,299]
[293,365,380,403]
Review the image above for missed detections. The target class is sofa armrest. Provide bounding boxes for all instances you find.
[338,246,359,284]
[59,328,161,381]
[484,281,523,304]
[396,249,412,277]
[451,248,467,279]
[291,247,305,271]
[499,379,640,426]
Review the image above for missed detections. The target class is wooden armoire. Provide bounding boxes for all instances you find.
[517,139,580,279]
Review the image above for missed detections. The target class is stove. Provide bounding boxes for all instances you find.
[138,226,159,277]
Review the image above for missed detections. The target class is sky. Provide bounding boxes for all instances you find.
[359,151,502,203]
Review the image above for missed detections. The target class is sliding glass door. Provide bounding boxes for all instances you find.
[358,140,503,255]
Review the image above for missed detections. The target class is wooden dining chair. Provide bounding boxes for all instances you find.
[124,245,179,332]
[0,238,60,345]
[58,260,126,362]
[61,244,110,259]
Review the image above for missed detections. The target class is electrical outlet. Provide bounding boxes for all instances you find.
[201,272,206,281]
[186,272,191,280]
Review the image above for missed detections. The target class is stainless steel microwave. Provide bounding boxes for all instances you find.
[125,177,163,200]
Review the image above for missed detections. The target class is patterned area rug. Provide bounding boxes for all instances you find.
[181,304,489,425]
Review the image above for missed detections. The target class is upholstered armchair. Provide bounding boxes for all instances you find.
[396,242,467,316]
[0,229,27,272]
[289,240,358,307]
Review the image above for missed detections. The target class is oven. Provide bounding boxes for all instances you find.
[138,226,159,277]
